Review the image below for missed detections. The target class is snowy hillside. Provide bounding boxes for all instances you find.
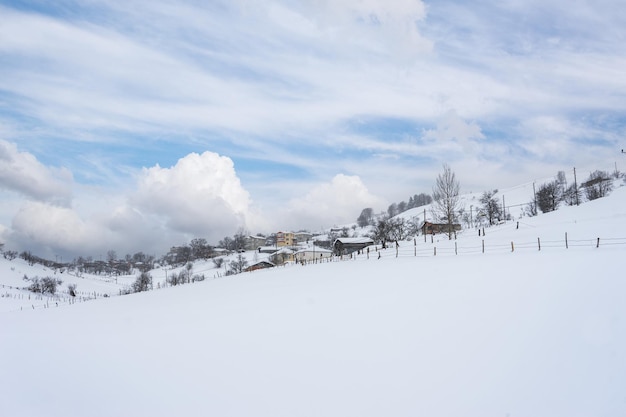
[1,184,626,417]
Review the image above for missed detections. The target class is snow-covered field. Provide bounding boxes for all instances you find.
[1,185,626,417]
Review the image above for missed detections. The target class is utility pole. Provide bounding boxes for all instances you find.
[573,167,579,206]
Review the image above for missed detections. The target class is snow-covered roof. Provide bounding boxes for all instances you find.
[334,237,374,244]
[294,247,333,254]
[274,247,295,254]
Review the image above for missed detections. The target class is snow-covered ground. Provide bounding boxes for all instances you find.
[1,184,626,416]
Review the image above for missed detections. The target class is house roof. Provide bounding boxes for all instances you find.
[244,261,275,271]
[274,247,295,254]
[334,237,374,244]
[294,247,333,254]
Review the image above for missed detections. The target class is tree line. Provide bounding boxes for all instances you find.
[354,164,624,245]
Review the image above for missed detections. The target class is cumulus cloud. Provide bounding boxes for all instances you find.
[280,174,385,230]
[0,139,73,204]
[10,201,97,255]
[2,150,256,258]
[133,151,251,238]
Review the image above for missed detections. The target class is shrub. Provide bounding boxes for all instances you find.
[212,257,224,268]
[67,283,77,297]
[27,276,63,295]
[167,271,182,286]
[132,272,152,293]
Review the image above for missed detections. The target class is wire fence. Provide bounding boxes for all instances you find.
[326,233,626,262]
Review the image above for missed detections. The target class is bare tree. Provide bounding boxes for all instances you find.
[432,164,461,239]
[479,190,501,225]
[228,254,248,275]
[370,217,393,246]
[537,180,561,213]
[132,272,153,293]
[233,227,249,251]
[189,238,210,260]
[583,170,613,200]
[388,217,408,241]
[213,257,224,268]
[562,183,580,206]
[523,201,538,217]
[106,250,117,264]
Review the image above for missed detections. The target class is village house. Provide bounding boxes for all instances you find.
[245,235,267,251]
[333,237,374,255]
[421,221,462,235]
[294,247,333,262]
[271,247,296,265]
[276,231,296,247]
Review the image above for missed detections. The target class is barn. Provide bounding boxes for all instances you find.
[421,221,462,235]
[333,237,374,255]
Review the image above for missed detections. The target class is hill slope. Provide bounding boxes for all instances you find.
[1,186,626,417]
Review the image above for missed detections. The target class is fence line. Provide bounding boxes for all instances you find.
[326,234,626,263]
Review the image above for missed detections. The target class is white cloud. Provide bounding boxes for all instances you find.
[423,110,484,143]
[279,174,385,231]
[1,148,256,258]
[0,139,73,204]
[420,110,485,155]
[1,0,625,258]
[133,151,251,238]
[10,201,96,255]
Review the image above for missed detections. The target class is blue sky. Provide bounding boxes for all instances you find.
[1,0,625,258]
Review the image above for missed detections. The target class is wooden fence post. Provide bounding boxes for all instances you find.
[597,238,600,248]
[482,240,485,253]
[434,247,437,256]
[455,242,458,255]
[538,237,541,251]
[511,242,514,252]
[565,232,568,249]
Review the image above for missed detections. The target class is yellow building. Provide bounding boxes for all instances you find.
[276,231,295,247]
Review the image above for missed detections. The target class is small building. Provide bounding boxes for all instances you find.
[333,237,374,255]
[258,246,278,254]
[271,247,296,265]
[244,261,275,272]
[294,231,313,243]
[421,221,462,235]
[245,235,267,251]
[294,247,333,262]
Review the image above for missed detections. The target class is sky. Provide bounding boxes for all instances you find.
[1,0,625,259]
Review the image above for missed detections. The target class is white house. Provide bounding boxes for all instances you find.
[293,246,333,262]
